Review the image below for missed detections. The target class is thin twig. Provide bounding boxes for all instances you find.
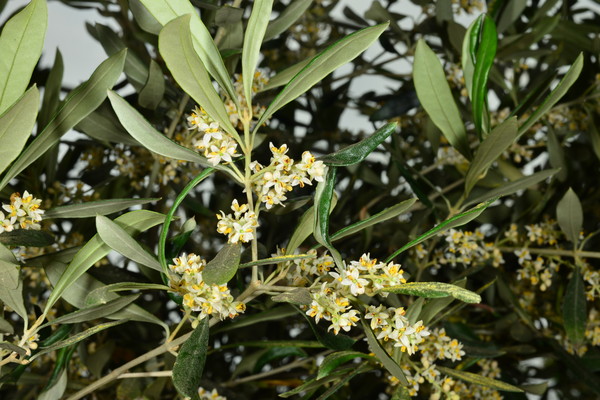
[118,371,173,379]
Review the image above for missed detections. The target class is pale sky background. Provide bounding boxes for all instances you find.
[1,0,598,133]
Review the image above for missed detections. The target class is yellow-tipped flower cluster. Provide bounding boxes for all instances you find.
[250,143,326,209]
[169,253,245,321]
[0,191,44,233]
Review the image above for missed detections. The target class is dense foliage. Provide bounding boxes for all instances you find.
[0,0,599,399]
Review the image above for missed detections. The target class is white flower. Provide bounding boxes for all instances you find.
[216,201,258,243]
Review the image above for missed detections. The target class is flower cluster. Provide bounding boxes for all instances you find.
[306,282,360,335]
[365,304,430,354]
[216,200,259,244]
[419,328,465,363]
[515,251,560,291]
[188,106,241,167]
[0,191,45,233]
[385,328,466,398]
[197,387,227,400]
[303,253,430,350]
[250,143,326,209]
[437,229,504,268]
[226,70,270,129]
[169,253,245,321]
[284,249,334,286]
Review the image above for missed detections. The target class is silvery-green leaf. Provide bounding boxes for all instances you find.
[158,15,239,139]
[0,0,47,113]
[0,49,126,191]
[556,188,583,245]
[44,198,159,219]
[264,0,313,41]
[255,22,389,129]
[202,242,242,285]
[44,209,165,313]
[0,86,39,175]
[465,117,518,195]
[138,0,238,102]
[173,317,209,400]
[108,90,214,166]
[242,0,274,106]
[96,215,162,272]
[414,39,470,158]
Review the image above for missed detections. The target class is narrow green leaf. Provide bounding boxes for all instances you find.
[287,195,337,255]
[255,22,389,129]
[385,198,496,262]
[159,169,215,273]
[471,15,497,136]
[261,57,312,91]
[437,366,523,392]
[85,282,170,306]
[520,382,548,396]
[461,15,483,99]
[0,275,26,321]
[331,198,416,241]
[173,317,209,400]
[239,253,316,269]
[316,364,371,400]
[518,53,583,136]
[44,198,159,219]
[563,269,587,345]
[139,0,238,103]
[464,169,558,207]
[556,188,583,245]
[0,86,39,175]
[414,39,470,159]
[0,0,47,113]
[361,318,409,385]
[242,0,274,106]
[89,23,148,90]
[0,49,126,191]
[381,282,481,303]
[0,243,19,290]
[38,368,67,400]
[130,0,162,35]
[139,59,165,109]
[0,316,14,334]
[44,209,165,313]
[32,319,128,361]
[496,0,528,33]
[0,230,54,247]
[108,90,213,166]
[319,122,397,166]
[38,49,64,130]
[419,279,466,324]
[465,117,518,195]
[75,103,140,146]
[40,295,139,327]
[272,287,312,305]
[317,351,375,379]
[253,346,307,373]
[96,215,162,272]
[547,127,567,181]
[45,262,169,334]
[158,15,239,139]
[279,365,357,398]
[264,0,313,40]
[313,167,343,268]
[0,342,27,357]
[202,242,242,285]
